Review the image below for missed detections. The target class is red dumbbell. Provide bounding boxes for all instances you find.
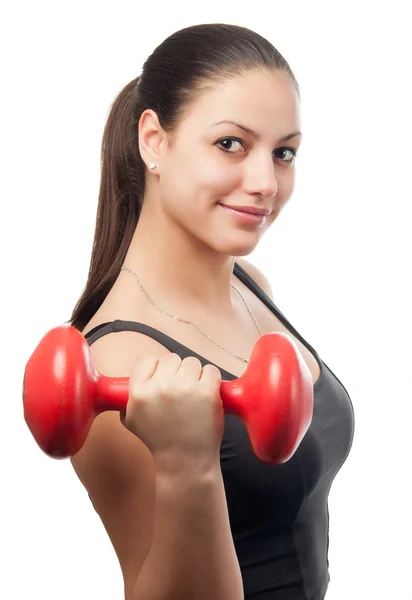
[23,325,314,465]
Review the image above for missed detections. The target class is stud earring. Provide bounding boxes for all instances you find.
[148,162,157,169]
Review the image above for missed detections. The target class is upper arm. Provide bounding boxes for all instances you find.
[70,331,172,599]
[236,258,274,300]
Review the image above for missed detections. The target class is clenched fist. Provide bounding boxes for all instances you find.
[121,353,225,471]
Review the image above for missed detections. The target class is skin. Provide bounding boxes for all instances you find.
[119,68,302,321]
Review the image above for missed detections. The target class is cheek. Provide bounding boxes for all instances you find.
[276,168,296,203]
[285,166,296,191]
[193,155,241,198]
[177,146,241,195]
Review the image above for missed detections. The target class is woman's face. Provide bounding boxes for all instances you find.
[144,69,302,256]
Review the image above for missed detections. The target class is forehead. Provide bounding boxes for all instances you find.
[185,69,301,132]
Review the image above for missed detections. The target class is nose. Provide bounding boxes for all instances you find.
[244,154,279,199]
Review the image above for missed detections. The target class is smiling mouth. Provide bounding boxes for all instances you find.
[217,203,271,216]
[217,203,268,225]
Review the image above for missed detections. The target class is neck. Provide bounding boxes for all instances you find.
[121,203,240,317]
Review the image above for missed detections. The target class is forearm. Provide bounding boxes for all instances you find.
[133,463,244,600]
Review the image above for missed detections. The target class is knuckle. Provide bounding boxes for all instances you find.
[203,363,222,377]
[182,356,202,368]
[156,380,172,398]
[129,382,146,403]
[203,362,219,372]
[196,387,213,402]
[177,381,198,396]
[165,353,182,363]
[128,375,140,397]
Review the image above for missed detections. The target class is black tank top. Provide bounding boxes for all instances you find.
[84,262,355,599]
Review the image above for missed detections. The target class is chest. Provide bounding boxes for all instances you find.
[159,307,321,385]
[101,277,322,385]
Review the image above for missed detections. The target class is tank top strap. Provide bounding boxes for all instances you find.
[85,319,192,356]
[82,261,294,382]
[83,262,257,348]
[233,262,288,322]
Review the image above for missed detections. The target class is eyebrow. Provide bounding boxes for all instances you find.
[211,120,302,142]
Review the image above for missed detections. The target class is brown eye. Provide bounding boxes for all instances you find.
[215,137,245,153]
[275,147,298,164]
[215,138,298,164]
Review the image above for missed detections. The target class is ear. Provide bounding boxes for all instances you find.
[138,109,169,167]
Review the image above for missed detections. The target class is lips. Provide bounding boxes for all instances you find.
[218,203,271,216]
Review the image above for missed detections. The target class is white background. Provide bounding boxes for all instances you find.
[2,2,411,599]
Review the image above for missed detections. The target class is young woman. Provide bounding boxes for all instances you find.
[69,23,355,600]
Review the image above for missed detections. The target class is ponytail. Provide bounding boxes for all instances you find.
[69,77,145,331]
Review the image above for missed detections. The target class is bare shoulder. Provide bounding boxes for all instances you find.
[82,323,173,374]
[235,257,274,300]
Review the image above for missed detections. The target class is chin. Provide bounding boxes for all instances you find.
[215,238,261,257]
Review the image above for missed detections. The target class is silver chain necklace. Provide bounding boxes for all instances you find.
[121,264,263,363]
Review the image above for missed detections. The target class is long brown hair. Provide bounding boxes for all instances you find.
[69,23,299,332]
